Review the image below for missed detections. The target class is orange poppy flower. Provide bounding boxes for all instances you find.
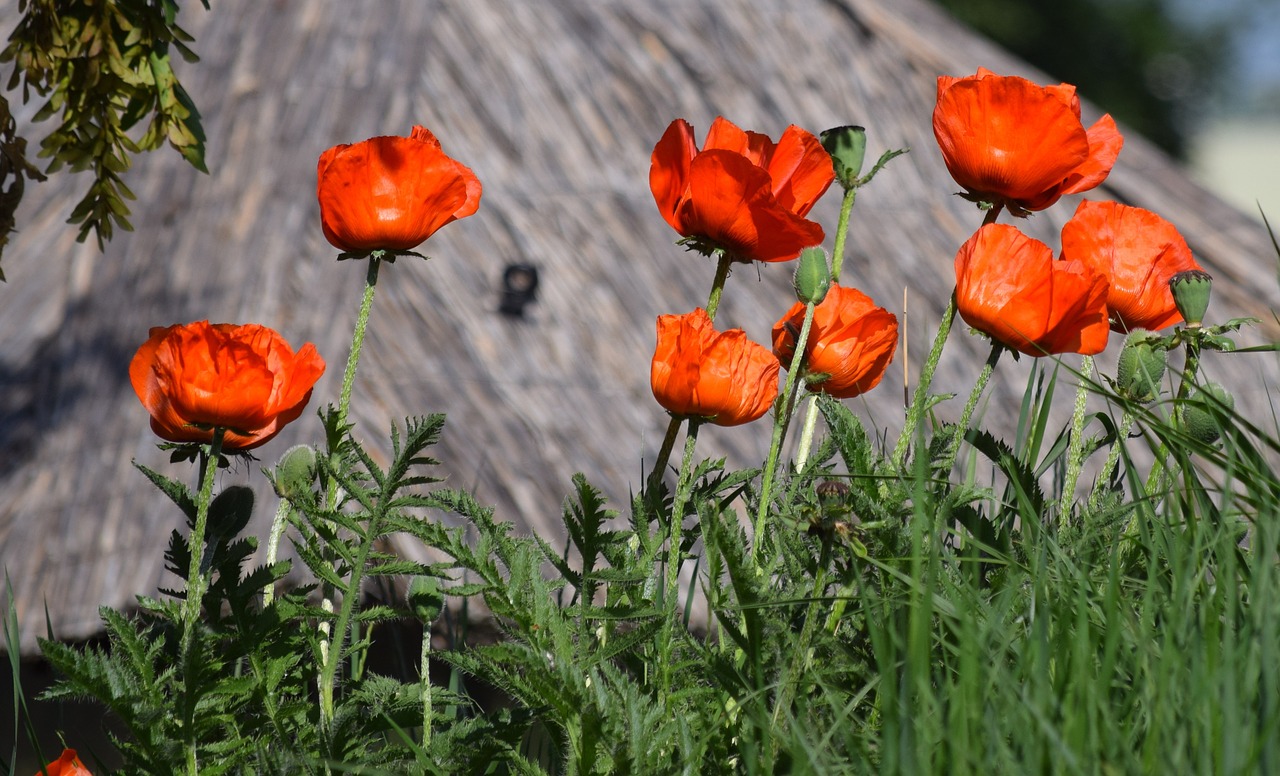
[651,308,780,426]
[933,68,1124,215]
[955,224,1110,356]
[649,116,834,263]
[1060,199,1201,332]
[317,125,482,253]
[130,321,326,450]
[771,284,899,399]
[34,749,92,776]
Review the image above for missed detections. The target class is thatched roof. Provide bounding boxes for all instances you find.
[1,0,1274,655]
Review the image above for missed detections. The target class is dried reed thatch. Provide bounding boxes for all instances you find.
[0,0,1274,655]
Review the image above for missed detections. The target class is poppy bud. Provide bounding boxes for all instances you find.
[793,246,831,305]
[408,576,445,623]
[1169,269,1212,328]
[1179,382,1233,446]
[1115,329,1166,403]
[274,444,318,501]
[821,125,867,189]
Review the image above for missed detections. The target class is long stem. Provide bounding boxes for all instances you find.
[829,187,857,283]
[794,396,821,471]
[665,420,702,608]
[891,292,957,470]
[1057,356,1094,523]
[753,303,817,562]
[1146,332,1203,499]
[337,254,383,431]
[1087,408,1136,515]
[421,626,433,751]
[319,513,382,735]
[645,415,683,500]
[262,499,291,607]
[937,343,1002,476]
[703,251,733,322]
[182,428,225,776]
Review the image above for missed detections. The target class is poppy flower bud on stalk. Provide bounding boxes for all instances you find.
[274,444,319,501]
[793,246,831,305]
[1180,382,1234,446]
[821,125,867,190]
[1169,270,1213,328]
[408,576,445,623]
[1115,329,1167,403]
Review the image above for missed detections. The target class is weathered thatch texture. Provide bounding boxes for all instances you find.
[0,0,1274,654]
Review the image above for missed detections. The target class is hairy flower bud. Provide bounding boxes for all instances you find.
[1169,269,1212,328]
[274,444,318,501]
[408,576,445,623]
[1179,382,1234,446]
[793,246,831,305]
[1115,329,1166,403]
[821,125,867,189]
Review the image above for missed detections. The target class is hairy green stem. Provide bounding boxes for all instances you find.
[665,420,702,608]
[754,302,817,562]
[938,342,1002,476]
[421,627,433,751]
[1146,332,1204,499]
[891,292,957,471]
[319,512,382,735]
[261,498,291,607]
[703,250,733,322]
[1087,408,1136,515]
[182,428,225,776]
[336,254,383,432]
[794,396,820,471]
[829,186,857,283]
[1058,356,1094,523]
[646,415,683,501]
[772,541,832,734]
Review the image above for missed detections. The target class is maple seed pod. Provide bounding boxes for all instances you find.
[274,444,318,500]
[1115,329,1166,403]
[408,576,445,623]
[793,246,831,305]
[1179,382,1234,446]
[1169,269,1212,328]
[821,125,867,189]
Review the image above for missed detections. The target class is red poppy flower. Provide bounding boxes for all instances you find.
[651,308,780,426]
[955,224,1110,356]
[317,125,482,253]
[34,749,92,776]
[772,284,899,399]
[649,116,834,263]
[1060,199,1202,332]
[933,68,1124,215]
[130,321,326,450]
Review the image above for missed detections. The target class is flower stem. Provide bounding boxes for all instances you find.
[703,251,733,322]
[645,414,683,500]
[1057,356,1094,524]
[794,396,820,471]
[937,342,1002,476]
[665,420,701,608]
[891,292,957,471]
[262,498,291,607]
[753,302,816,562]
[1087,408,1135,515]
[829,187,857,283]
[337,254,383,431]
[182,428,225,776]
[421,626,433,751]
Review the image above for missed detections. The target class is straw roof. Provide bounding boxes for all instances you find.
[1,0,1274,655]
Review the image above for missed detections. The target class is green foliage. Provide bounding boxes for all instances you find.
[0,0,208,272]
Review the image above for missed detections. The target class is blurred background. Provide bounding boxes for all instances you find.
[934,0,1280,215]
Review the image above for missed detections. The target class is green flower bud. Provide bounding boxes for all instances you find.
[1115,329,1167,403]
[793,246,831,305]
[1169,269,1212,328]
[407,576,445,623]
[821,125,867,189]
[1179,382,1234,446]
[273,444,318,501]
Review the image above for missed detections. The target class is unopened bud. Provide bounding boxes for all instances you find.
[273,444,318,501]
[1169,270,1212,328]
[1115,329,1166,403]
[821,125,867,189]
[408,576,445,623]
[793,246,831,305]
[1179,382,1234,446]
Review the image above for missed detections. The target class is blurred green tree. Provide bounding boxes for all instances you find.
[0,0,208,278]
